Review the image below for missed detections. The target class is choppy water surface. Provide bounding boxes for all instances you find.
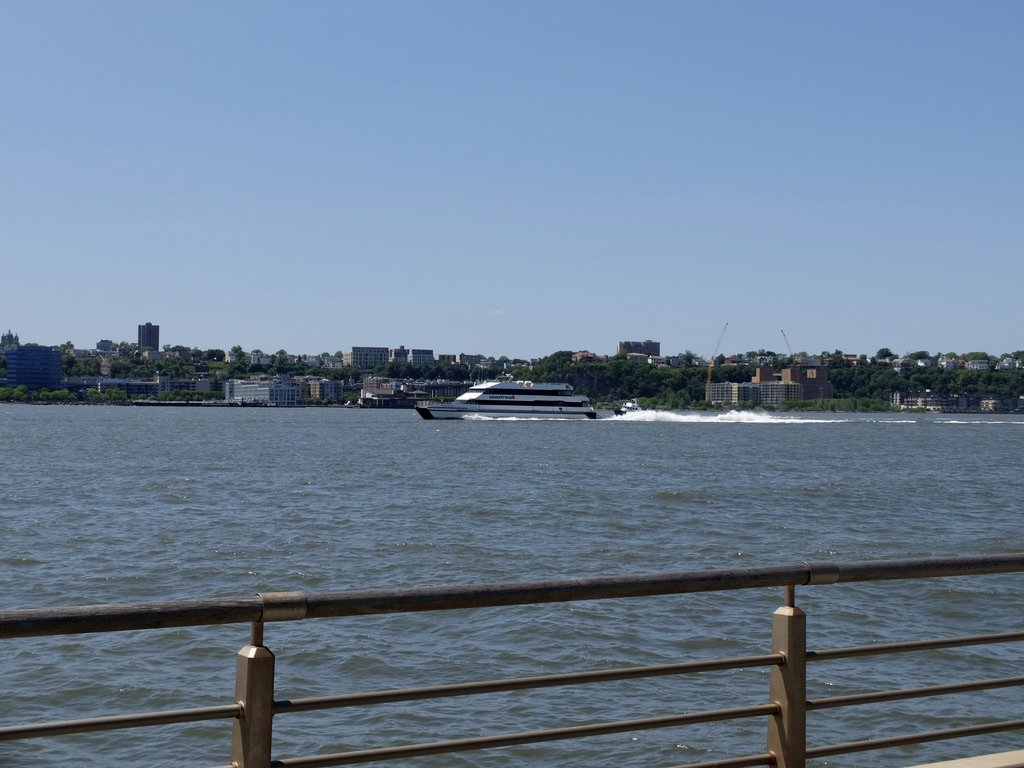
[1,405,1023,766]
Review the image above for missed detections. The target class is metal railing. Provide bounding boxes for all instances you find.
[2,554,1024,767]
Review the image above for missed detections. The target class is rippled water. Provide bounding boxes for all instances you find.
[2,405,1023,766]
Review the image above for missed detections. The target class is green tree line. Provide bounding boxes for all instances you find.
[521,351,1024,410]
[4,347,1024,409]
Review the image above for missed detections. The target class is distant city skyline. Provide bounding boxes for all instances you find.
[3,3,1022,359]
[2,320,1022,362]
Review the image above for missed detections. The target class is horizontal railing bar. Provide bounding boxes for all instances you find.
[296,554,1024,621]
[0,703,241,741]
[808,674,1024,711]
[809,630,1024,662]
[204,750,776,768]
[663,753,775,768]
[831,555,1024,584]
[807,717,1024,758]
[297,566,807,619]
[274,654,784,714]
[0,597,263,638]
[270,704,779,767]
[4,553,1023,639]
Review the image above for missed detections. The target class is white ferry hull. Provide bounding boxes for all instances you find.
[416,403,597,419]
[416,379,596,420]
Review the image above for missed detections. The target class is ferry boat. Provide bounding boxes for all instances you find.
[415,380,597,420]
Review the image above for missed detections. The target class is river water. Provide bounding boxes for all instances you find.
[1,404,1023,766]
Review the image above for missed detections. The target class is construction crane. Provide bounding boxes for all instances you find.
[780,329,793,359]
[781,329,801,377]
[706,322,728,384]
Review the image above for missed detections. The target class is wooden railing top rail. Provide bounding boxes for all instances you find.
[3,553,1023,640]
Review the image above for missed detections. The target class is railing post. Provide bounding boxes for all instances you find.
[767,587,806,768]
[231,623,275,768]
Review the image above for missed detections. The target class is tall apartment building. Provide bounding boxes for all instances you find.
[778,363,834,401]
[617,340,661,356]
[138,322,160,351]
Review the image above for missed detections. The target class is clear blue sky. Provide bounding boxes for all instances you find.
[3,1,1022,360]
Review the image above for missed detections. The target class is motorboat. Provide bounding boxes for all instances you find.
[415,380,597,420]
[613,399,643,415]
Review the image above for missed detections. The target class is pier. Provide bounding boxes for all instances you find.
[2,554,1023,767]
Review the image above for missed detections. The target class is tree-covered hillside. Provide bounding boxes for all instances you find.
[519,350,1024,410]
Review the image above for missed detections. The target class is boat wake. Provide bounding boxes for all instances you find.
[459,410,930,425]
[609,412,1024,425]
[937,418,1024,425]
[607,410,876,424]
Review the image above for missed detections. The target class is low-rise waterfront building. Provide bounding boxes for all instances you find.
[387,346,435,365]
[359,377,418,408]
[893,390,1023,413]
[62,375,217,397]
[345,346,389,370]
[308,378,345,403]
[706,381,760,405]
[706,362,833,406]
[160,376,213,394]
[90,377,162,397]
[756,381,805,408]
[359,378,472,408]
[224,378,299,406]
[5,345,62,390]
[892,390,969,411]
